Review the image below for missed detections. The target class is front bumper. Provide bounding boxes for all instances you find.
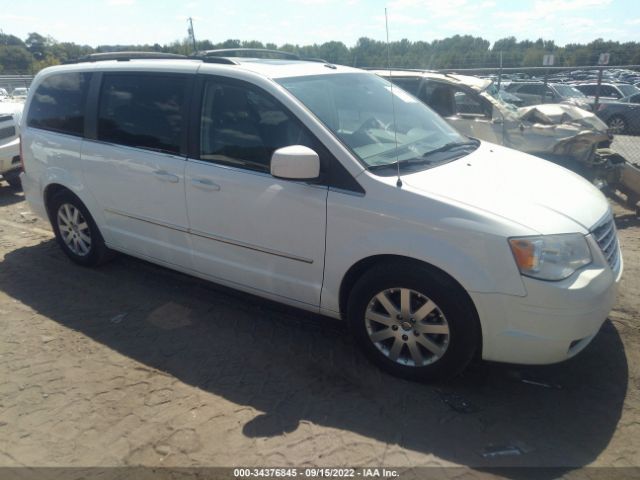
[471,241,622,365]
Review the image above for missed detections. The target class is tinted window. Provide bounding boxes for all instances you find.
[420,81,455,117]
[27,72,90,136]
[575,85,595,96]
[518,84,544,95]
[389,77,422,95]
[599,86,620,98]
[200,81,316,173]
[98,74,187,155]
[453,90,488,116]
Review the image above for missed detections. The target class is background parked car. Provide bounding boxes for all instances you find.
[505,82,592,110]
[10,87,28,101]
[594,100,640,134]
[372,70,620,184]
[618,92,640,104]
[0,101,23,188]
[572,82,640,103]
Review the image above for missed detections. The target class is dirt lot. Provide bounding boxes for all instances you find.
[1,181,639,478]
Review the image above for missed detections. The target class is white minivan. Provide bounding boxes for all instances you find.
[19,51,623,380]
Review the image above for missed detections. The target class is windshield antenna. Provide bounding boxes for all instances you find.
[385,8,402,188]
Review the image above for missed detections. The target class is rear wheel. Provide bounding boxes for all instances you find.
[347,262,480,381]
[607,115,627,134]
[49,191,110,267]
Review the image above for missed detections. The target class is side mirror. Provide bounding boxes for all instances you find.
[270,145,320,181]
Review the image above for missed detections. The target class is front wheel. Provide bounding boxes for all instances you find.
[347,262,480,381]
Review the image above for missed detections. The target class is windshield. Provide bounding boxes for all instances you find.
[619,84,640,97]
[277,73,473,171]
[553,84,586,98]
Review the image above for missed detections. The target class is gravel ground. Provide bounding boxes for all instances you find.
[0,181,639,478]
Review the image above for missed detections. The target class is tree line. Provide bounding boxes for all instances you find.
[2,31,640,75]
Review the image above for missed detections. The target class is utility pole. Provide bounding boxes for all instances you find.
[187,17,197,53]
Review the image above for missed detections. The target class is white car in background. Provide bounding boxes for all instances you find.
[0,101,23,188]
[19,51,623,380]
[11,87,29,100]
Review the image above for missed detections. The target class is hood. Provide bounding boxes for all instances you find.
[516,103,607,131]
[403,142,608,234]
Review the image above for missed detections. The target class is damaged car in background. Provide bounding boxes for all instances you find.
[371,69,640,212]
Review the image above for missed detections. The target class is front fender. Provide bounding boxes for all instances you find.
[321,189,527,316]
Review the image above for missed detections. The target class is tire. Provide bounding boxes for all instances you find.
[607,115,627,135]
[49,190,110,267]
[3,170,21,188]
[347,261,480,382]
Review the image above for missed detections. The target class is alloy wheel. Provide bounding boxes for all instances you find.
[608,116,626,134]
[365,288,450,367]
[57,203,92,256]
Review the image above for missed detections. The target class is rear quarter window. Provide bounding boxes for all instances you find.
[27,72,90,136]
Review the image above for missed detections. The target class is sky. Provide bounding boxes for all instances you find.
[1,0,638,48]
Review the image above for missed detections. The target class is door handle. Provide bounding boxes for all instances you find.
[191,178,221,191]
[153,170,179,183]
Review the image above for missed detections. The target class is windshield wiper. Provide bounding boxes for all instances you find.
[368,139,479,173]
[421,140,479,158]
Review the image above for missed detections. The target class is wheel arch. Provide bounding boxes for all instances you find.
[338,255,482,342]
[43,183,73,222]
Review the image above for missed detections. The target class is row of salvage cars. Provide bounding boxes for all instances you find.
[369,69,640,213]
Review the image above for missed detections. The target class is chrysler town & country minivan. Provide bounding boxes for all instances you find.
[19,51,623,380]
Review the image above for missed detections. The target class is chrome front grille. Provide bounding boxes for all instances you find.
[591,214,621,272]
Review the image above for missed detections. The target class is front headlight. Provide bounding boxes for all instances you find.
[508,234,592,281]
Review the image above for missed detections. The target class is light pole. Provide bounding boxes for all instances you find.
[188,17,197,53]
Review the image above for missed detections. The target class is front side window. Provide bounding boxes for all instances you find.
[453,90,488,116]
[27,72,90,136]
[199,80,314,173]
[98,74,187,155]
[278,73,471,174]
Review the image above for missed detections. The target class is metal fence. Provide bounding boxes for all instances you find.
[0,75,34,96]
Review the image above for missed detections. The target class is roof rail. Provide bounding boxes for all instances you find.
[196,48,328,63]
[69,51,188,64]
[361,67,440,74]
[197,48,301,60]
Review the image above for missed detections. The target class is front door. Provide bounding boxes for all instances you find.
[185,77,328,307]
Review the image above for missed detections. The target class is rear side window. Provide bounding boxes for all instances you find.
[517,84,544,95]
[27,72,90,136]
[576,85,595,96]
[98,74,188,155]
[599,85,620,98]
